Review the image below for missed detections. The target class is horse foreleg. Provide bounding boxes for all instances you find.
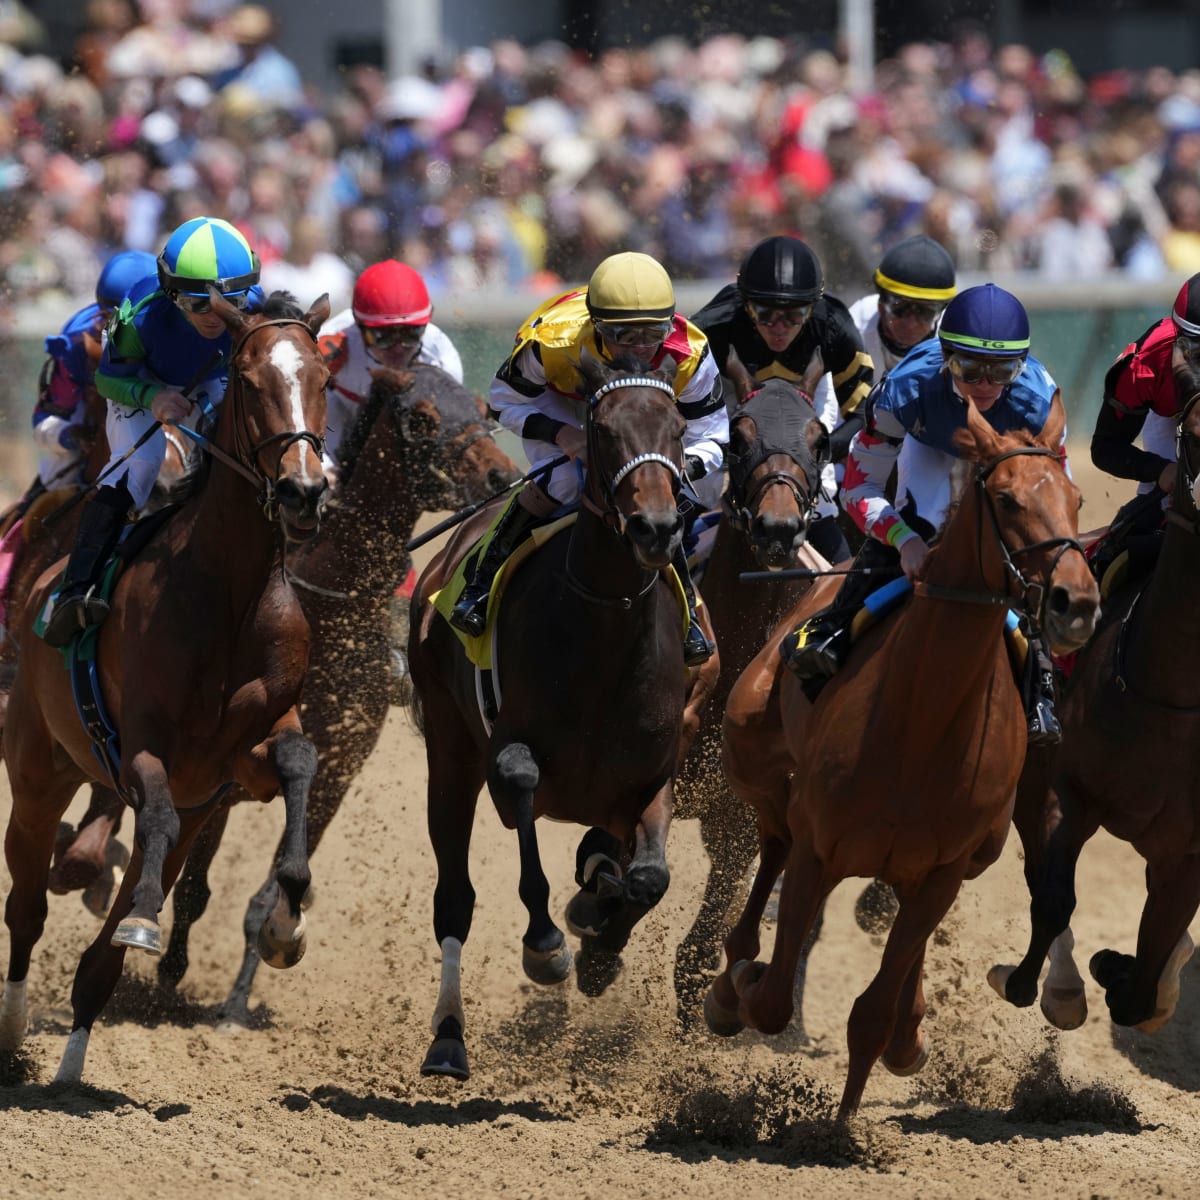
[257,729,316,971]
[674,792,758,1029]
[111,751,181,955]
[839,859,967,1122]
[1091,851,1200,1031]
[56,807,212,1083]
[158,800,231,991]
[421,717,484,1080]
[988,786,1098,1012]
[493,744,571,986]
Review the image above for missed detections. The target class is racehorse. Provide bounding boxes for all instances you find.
[989,383,1200,1034]
[409,350,717,1080]
[0,289,331,1082]
[156,362,522,1023]
[672,359,828,1027]
[708,393,1100,1121]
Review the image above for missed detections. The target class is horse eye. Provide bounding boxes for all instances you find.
[996,491,1020,513]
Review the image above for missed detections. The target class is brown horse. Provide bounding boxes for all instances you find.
[672,365,829,1026]
[0,290,331,1082]
[409,351,719,1080]
[155,362,521,1024]
[989,388,1200,1033]
[708,393,1099,1121]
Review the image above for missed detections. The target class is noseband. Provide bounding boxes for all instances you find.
[916,445,1087,627]
[580,376,683,532]
[180,317,325,522]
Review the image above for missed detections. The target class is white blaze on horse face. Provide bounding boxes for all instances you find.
[269,339,319,483]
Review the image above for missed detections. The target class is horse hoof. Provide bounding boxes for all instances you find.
[1134,932,1195,1033]
[1089,948,1133,990]
[883,1036,928,1077]
[112,916,162,955]
[522,940,573,986]
[257,910,307,969]
[854,879,899,935]
[81,839,130,919]
[729,958,767,998]
[703,983,744,1037]
[565,891,606,938]
[421,1037,469,1080]
[1041,985,1088,1031]
[987,963,1016,1002]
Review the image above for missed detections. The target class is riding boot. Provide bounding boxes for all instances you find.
[449,499,542,637]
[1025,634,1062,747]
[671,542,715,667]
[42,482,133,647]
[786,538,902,681]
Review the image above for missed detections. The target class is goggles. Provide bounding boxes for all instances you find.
[746,302,813,330]
[361,322,425,349]
[594,319,673,347]
[173,290,252,315]
[946,353,1026,386]
[880,293,945,324]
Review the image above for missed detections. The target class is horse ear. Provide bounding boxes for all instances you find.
[808,420,831,466]
[1037,388,1066,452]
[576,345,612,396]
[209,286,251,333]
[952,396,1002,463]
[404,396,442,440]
[368,366,415,397]
[724,345,756,402]
[304,293,331,337]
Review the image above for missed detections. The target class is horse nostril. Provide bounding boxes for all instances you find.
[1048,585,1071,617]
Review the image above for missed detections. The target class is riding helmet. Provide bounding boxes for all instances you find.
[938,283,1031,358]
[1171,272,1200,336]
[157,216,260,300]
[352,260,433,326]
[736,236,824,307]
[874,236,957,302]
[586,252,675,322]
[96,250,157,310]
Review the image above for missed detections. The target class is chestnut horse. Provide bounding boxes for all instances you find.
[672,365,828,1026]
[0,290,331,1082]
[709,393,1099,1121]
[989,387,1200,1033]
[410,352,717,1080]
[157,362,521,1024]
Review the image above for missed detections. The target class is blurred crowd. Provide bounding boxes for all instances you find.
[2,1,1199,321]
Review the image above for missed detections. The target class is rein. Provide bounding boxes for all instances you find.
[915,446,1086,625]
[177,317,325,522]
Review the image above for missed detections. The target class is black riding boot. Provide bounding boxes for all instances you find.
[42,482,132,647]
[449,499,541,637]
[1025,634,1062,747]
[786,538,902,680]
[672,543,715,667]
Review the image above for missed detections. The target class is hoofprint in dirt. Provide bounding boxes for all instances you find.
[3,465,1199,1199]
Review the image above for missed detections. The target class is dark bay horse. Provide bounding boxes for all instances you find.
[0,290,331,1082]
[708,394,1099,1121]
[156,362,521,1024]
[990,386,1200,1033]
[409,351,716,1080]
[672,364,829,1026]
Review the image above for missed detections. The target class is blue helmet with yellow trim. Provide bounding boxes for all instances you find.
[157,216,260,300]
[938,283,1030,359]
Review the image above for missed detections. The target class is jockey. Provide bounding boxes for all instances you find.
[691,234,874,563]
[42,216,265,647]
[319,259,465,472]
[1089,272,1200,572]
[31,250,157,490]
[450,251,728,666]
[787,283,1068,745]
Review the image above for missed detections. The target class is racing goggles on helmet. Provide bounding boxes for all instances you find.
[593,318,673,347]
[361,322,424,349]
[173,290,252,315]
[746,301,813,330]
[946,352,1026,386]
[880,292,945,323]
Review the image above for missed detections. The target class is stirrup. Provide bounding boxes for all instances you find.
[1026,697,1062,746]
[683,621,714,667]
[449,588,488,637]
[43,586,109,647]
[786,620,844,681]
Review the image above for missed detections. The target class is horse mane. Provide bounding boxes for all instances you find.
[261,290,305,320]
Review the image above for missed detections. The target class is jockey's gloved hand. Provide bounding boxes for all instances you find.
[685,455,706,481]
[58,424,80,451]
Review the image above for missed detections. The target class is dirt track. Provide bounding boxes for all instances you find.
[3,461,1198,1200]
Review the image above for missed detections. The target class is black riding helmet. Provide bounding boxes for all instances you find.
[874,236,956,302]
[737,236,824,307]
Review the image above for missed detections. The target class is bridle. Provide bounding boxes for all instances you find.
[1170,389,1200,535]
[179,317,325,523]
[578,376,683,535]
[915,445,1087,627]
